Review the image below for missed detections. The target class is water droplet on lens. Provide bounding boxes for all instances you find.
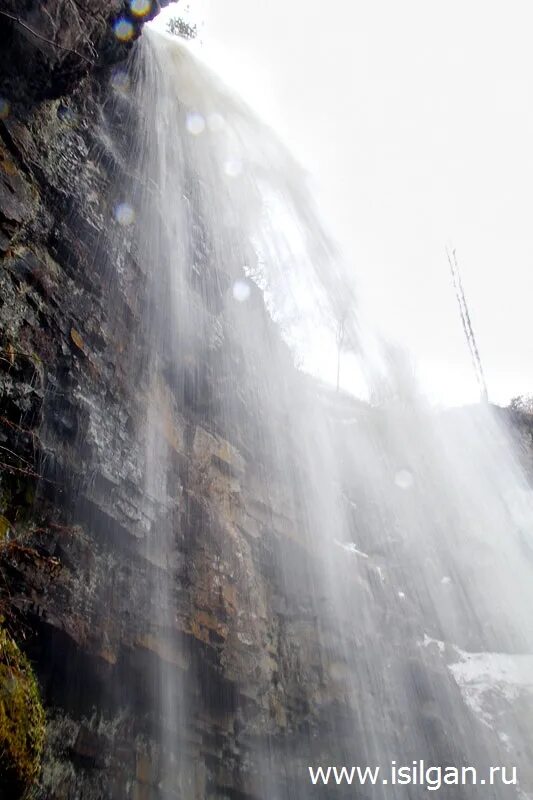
[0,97,10,120]
[113,18,135,42]
[114,202,135,226]
[129,0,151,17]
[224,158,242,177]
[394,469,413,489]
[232,280,251,302]
[57,105,76,124]
[111,68,130,93]
[186,112,205,135]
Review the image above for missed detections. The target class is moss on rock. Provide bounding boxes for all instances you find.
[0,626,45,796]
[0,515,10,540]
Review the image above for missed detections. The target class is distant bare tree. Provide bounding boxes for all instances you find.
[510,395,533,415]
[167,15,197,40]
[446,247,488,403]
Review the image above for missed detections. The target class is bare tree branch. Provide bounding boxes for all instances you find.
[0,9,96,66]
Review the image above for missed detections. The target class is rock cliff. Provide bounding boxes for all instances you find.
[0,5,365,796]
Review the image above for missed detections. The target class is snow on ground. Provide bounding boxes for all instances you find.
[421,635,533,752]
[448,648,533,734]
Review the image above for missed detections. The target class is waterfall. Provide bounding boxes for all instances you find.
[107,26,533,798]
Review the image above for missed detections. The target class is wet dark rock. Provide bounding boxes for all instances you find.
[0,0,172,100]
[0,145,36,228]
[70,726,109,770]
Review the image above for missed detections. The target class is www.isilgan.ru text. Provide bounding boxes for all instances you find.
[308,762,518,791]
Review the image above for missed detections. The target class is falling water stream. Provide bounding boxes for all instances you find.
[105,26,533,799]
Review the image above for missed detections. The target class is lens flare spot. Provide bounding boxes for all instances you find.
[111,68,130,93]
[186,112,205,135]
[57,105,76,124]
[113,18,134,42]
[114,202,135,226]
[224,158,242,178]
[0,97,10,120]
[394,469,413,490]
[129,0,151,17]
[232,280,251,302]
[207,113,225,132]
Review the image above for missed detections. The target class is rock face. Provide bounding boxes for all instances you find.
[0,4,529,800]
[0,5,371,797]
[0,0,171,98]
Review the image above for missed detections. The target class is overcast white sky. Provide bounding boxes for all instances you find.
[154,1,533,406]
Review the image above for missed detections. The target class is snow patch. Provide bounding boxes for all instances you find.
[421,633,446,654]
[420,635,533,755]
[334,540,369,559]
[449,649,533,732]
